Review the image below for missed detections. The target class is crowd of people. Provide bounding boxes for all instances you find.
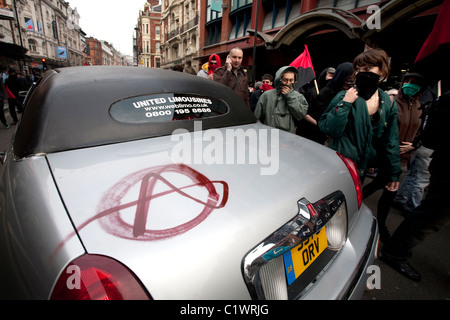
[199,46,448,284]
[0,67,31,128]
[1,44,447,285]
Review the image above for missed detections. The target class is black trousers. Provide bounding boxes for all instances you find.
[362,173,397,235]
[5,98,20,122]
[382,180,450,260]
[0,99,19,124]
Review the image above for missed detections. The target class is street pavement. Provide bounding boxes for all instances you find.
[362,182,450,300]
[0,107,17,149]
[0,106,448,300]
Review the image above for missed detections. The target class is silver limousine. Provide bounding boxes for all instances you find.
[0,66,377,300]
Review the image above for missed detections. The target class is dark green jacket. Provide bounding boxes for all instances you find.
[254,66,308,133]
[318,89,402,181]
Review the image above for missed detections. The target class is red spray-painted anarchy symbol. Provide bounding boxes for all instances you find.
[89,164,229,241]
[51,164,228,259]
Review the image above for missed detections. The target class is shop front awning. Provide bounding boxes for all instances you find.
[248,0,440,50]
[0,41,28,59]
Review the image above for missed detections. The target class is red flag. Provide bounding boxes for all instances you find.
[414,0,450,81]
[415,0,450,63]
[290,45,316,88]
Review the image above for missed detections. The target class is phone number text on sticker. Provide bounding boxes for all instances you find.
[174,108,212,114]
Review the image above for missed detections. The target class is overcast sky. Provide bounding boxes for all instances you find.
[67,0,151,56]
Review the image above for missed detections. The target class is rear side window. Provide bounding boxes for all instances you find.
[110,93,229,124]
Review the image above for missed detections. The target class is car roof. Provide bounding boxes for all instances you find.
[14,66,256,159]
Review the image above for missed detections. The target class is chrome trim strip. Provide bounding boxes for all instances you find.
[0,151,6,164]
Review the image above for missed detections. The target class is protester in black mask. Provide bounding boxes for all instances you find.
[297,62,354,144]
[318,49,402,241]
[355,71,381,100]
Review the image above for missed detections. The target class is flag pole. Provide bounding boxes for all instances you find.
[252,0,261,83]
[314,79,319,94]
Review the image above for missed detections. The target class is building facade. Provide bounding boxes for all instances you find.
[0,0,85,75]
[196,0,442,85]
[160,0,200,74]
[1,0,131,74]
[135,0,162,68]
[85,37,133,66]
[2,0,442,78]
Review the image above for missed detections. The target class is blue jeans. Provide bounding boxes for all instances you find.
[394,146,433,211]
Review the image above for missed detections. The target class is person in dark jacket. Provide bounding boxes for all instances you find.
[395,72,427,162]
[393,84,436,213]
[213,48,249,107]
[250,73,274,112]
[318,49,402,242]
[5,68,24,119]
[319,49,401,181]
[297,62,354,144]
[0,78,9,128]
[363,72,427,243]
[381,87,450,282]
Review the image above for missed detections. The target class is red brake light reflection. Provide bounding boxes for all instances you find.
[306,203,317,217]
[336,152,363,209]
[51,254,150,300]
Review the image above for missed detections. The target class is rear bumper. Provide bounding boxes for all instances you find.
[301,204,378,300]
[341,215,378,300]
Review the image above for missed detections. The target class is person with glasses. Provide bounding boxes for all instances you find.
[318,49,402,243]
[254,66,308,133]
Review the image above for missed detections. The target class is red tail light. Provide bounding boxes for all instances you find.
[51,254,150,300]
[337,152,363,209]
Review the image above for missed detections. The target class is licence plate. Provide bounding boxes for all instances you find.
[283,227,328,285]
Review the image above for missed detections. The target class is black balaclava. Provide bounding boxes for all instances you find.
[356,72,380,100]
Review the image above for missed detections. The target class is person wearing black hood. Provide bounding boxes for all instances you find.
[297,62,354,144]
[317,67,336,90]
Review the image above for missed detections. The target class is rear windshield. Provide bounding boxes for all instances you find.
[14,67,256,158]
[110,93,229,123]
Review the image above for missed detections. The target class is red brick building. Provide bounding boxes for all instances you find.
[135,0,162,68]
[86,37,102,66]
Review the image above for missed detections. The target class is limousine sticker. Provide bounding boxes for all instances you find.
[110,93,228,123]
